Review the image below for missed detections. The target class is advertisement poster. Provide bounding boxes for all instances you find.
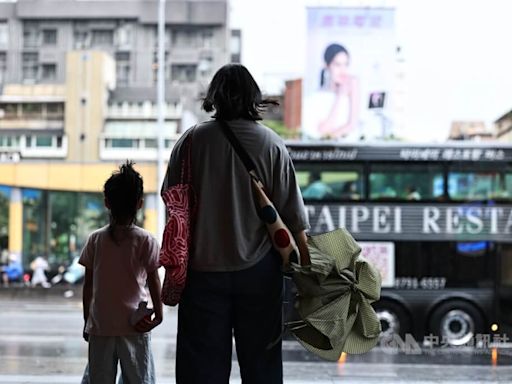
[359,241,395,288]
[302,7,396,141]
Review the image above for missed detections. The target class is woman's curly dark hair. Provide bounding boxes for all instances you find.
[202,63,278,121]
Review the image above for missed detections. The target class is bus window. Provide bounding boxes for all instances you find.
[501,245,512,286]
[369,164,444,201]
[395,241,494,289]
[448,166,512,201]
[295,164,363,201]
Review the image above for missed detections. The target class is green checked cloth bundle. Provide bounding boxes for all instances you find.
[289,228,382,360]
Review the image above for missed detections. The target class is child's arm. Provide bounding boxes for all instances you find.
[82,267,93,341]
[134,270,163,333]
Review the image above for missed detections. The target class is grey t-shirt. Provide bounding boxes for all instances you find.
[162,119,309,272]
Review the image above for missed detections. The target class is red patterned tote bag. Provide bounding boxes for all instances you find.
[160,133,196,306]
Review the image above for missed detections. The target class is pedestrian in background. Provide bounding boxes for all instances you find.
[30,255,50,288]
[80,161,162,383]
[1,253,23,287]
[163,64,310,384]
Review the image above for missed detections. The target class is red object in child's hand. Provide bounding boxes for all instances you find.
[130,301,154,326]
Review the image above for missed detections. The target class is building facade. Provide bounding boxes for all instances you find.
[448,121,495,141]
[0,0,230,271]
[284,78,301,132]
[495,110,512,142]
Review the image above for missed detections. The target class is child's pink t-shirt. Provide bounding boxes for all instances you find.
[79,225,160,336]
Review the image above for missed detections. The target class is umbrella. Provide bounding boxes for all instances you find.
[288,228,382,360]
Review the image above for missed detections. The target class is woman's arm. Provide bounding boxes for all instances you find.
[319,77,359,138]
[341,78,360,136]
[294,230,311,266]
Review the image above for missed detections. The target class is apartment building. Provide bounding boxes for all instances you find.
[0,0,229,269]
[0,0,229,158]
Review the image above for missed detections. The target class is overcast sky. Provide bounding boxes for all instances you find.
[229,0,512,141]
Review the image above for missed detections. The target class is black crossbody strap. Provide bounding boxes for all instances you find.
[217,119,258,176]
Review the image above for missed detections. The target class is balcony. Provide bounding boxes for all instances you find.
[106,102,182,120]
[0,133,67,159]
[99,120,180,161]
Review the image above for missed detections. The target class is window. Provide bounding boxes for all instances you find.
[22,189,47,267]
[46,103,64,119]
[22,53,39,81]
[0,22,8,48]
[448,165,512,201]
[23,22,39,48]
[198,57,213,77]
[295,164,363,201]
[0,52,6,83]
[42,29,57,45]
[144,139,157,148]
[24,134,56,148]
[171,28,197,47]
[152,51,169,83]
[41,63,56,81]
[35,135,53,147]
[201,29,214,48]
[105,138,138,148]
[369,164,444,200]
[115,52,130,86]
[74,30,89,49]
[0,135,20,148]
[394,241,494,289]
[92,30,114,47]
[115,24,133,48]
[46,103,63,118]
[22,103,43,118]
[153,26,171,47]
[2,104,18,118]
[171,64,197,83]
[230,33,241,63]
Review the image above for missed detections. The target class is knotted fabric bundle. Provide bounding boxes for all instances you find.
[289,228,382,360]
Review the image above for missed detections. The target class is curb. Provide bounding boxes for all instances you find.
[0,285,82,300]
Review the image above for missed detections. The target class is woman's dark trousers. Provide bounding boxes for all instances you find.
[176,249,283,384]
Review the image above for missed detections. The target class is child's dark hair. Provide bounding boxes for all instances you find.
[104,161,143,241]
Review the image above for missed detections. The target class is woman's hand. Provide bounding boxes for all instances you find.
[83,324,89,342]
[134,315,163,333]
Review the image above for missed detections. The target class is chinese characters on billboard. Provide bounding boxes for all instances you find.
[359,242,395,288]
[302,8,396,141]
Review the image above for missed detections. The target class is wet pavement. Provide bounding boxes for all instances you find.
[1,293,512,383]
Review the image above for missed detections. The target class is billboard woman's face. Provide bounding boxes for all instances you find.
[328,52,350,84]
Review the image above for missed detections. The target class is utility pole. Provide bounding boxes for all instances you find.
[156,0,166,241]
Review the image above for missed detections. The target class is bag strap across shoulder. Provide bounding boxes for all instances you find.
[217,120,260,181]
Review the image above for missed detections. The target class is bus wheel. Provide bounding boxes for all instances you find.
[374,301,411,338]
[429,300,483,346]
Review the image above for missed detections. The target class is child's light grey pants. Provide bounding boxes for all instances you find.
[81,333,155,384]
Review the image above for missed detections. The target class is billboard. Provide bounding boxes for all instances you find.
[359,242,395,288]
[302,7,396,141]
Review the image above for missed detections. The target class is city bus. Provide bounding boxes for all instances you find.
[287,141,512,346]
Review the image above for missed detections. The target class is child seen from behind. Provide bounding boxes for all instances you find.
[80,161,162,383]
